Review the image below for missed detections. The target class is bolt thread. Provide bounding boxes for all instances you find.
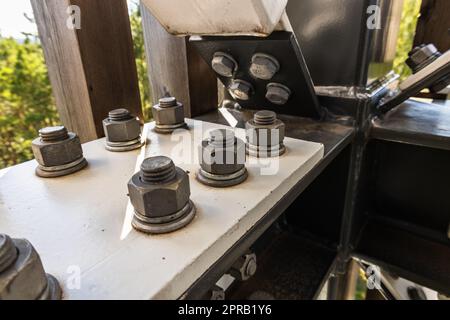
[39,126,69,142]
[109,108,132,121]
[140,156,177,183]
[159,97,178,108]
[208,129,235,147]
[0,234,18,273]
[254,110,277,126]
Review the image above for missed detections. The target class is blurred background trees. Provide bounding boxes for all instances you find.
[0,1,422,169]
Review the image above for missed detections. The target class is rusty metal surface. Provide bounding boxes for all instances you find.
[372,99,450,151]
[195,108,354,156]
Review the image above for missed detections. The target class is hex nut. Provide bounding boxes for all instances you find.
[199,133,246,176]
[246,118,285,148]
[103,111,141,143]
[250,53,280,80]
[128,161,191,219]
[230,253,257,281]
[0,237,61,300]
[32,131,83,168]
[406,44,440,73]
[211,52,238,77]
[229,80,253,101]
[152,97,185,126]
[266,83,291,105]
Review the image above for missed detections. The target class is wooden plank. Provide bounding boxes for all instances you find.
[414,0,450,52]
[31,0,96,142]
[141,3,217,117]
[31,0,142,142]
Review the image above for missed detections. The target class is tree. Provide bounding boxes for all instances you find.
[0,37,59,168]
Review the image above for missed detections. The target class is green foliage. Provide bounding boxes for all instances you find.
[0,36,59,168]
[393,0,422,81]
[129,2,152,121]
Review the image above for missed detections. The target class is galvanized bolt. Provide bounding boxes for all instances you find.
[246,110,286,158]
[229,253,257,281]
[159,97,178,108]
[39,126,69,142]
[108,108,133,121]
[254,110,277,126]
[197,129,248,188]
[211,52,238,77]
[32,126,87,178]
[152,97,187,133]
[249,53,280,80]
[128,156,196,234]
[229,80,253,101]
[140,156,177,183]
[266,83,291,105]
[0,234,62,300]
[103,108,142,152]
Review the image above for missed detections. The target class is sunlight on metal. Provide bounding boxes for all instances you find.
[219,108,239,128]
[120,123,151,240]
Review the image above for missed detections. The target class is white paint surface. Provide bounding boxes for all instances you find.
[0,119,323,299]
[141,0,288,36]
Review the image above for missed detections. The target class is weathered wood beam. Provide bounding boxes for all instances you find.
[414,0,450,52]
[140,3,218,117]
[31,0,142,142]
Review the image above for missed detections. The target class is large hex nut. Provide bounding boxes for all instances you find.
[103,117,141,143]
[199,138,246,175]
[32,133,83,167]
[246,120,285,147]
[152,102,185,126]
[128,168,191,218]
[0,239,53,300]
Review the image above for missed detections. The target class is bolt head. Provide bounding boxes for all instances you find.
[229,80,253,101]
[199,138,246,175]
[128,167,191,218]
[250,54,280,80]
[230,253,257,281]
[152,103,185,126]
[103,117,141,143]
[32,133,83,167]
[0,239,49,300]
[266,83,291,105]
[212,53,237,77]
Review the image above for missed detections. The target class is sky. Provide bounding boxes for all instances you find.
[0,1,37,38]
[0,0,138,39]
